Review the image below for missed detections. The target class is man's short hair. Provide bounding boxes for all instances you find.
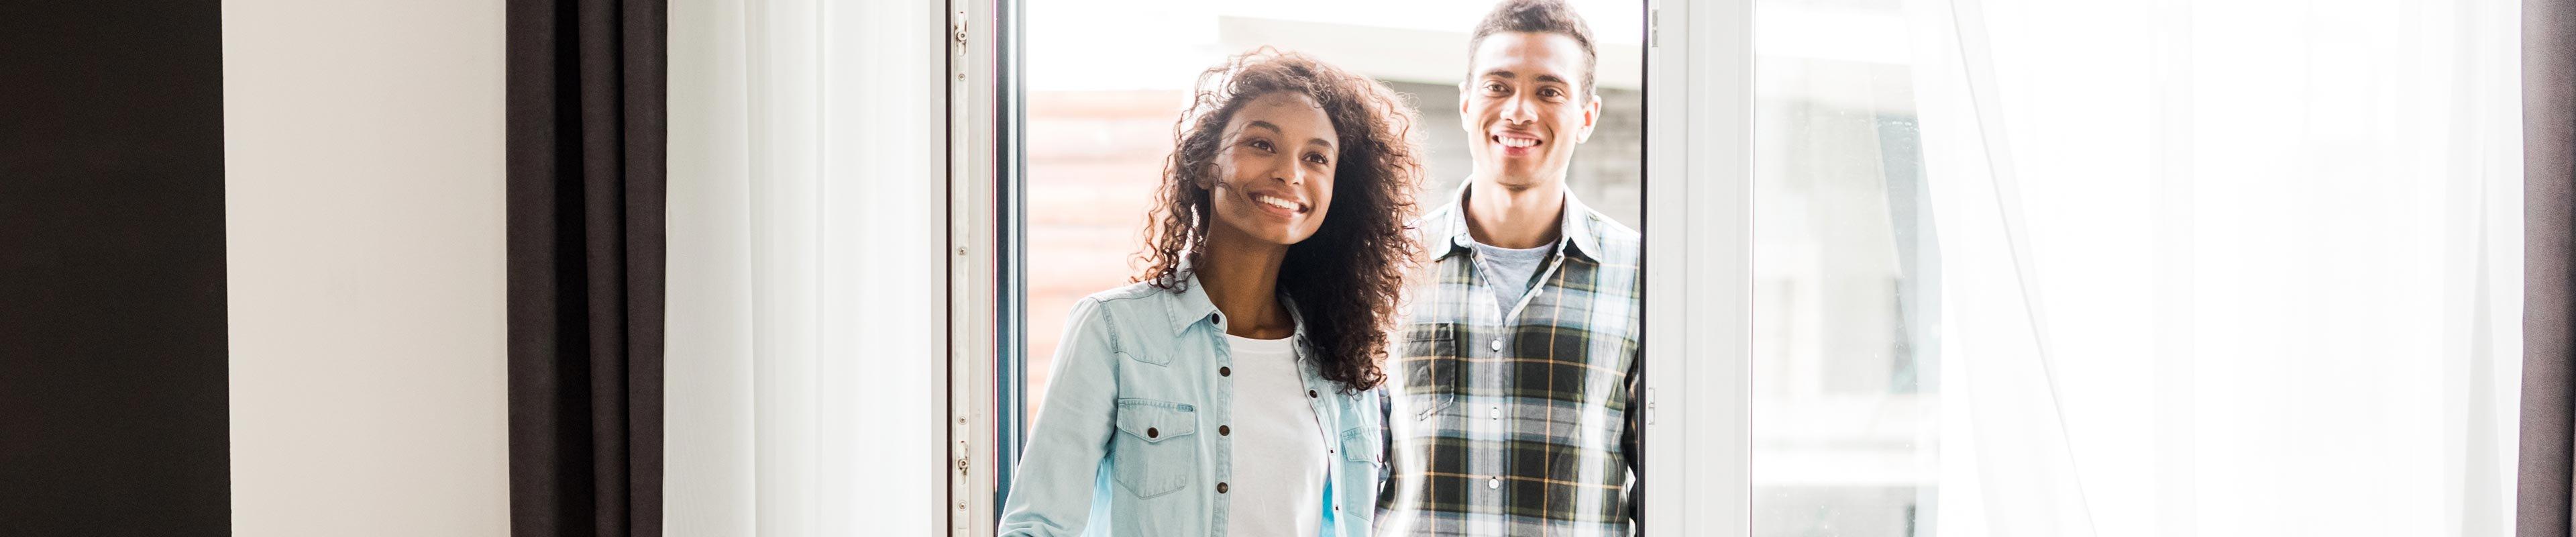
[1467,0,1599,97]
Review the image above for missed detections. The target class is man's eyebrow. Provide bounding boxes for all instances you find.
[1481,70,1570,87]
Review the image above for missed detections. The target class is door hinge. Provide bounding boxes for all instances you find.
[1646,387,1658,424]
[1648,9,1660,48]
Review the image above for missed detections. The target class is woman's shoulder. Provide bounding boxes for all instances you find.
[1063,280,1175,326]
[1081,279,1168,305]
[1053,281,1181,354]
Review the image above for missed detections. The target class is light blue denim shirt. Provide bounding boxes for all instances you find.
[999,274,1388,536]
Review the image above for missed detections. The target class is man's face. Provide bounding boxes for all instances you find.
[1461,31,1599,189]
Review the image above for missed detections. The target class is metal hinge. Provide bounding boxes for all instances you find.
[1648,9,1660,48]
[1646,387,1658,424]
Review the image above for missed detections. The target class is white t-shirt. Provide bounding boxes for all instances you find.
[1222,334,1329,537]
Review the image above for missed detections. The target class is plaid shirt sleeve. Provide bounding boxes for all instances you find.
[1621,338,1644,532]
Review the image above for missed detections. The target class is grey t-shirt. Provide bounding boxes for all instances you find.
[1472,240,1556,315]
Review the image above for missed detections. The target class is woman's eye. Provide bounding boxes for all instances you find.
[1248,140,1273,152]
[1304,152,1330,164]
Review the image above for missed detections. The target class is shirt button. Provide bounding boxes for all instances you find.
[1146,427,1159,438]
[1218,482,1230,493]
[1489,339,1503,352]
[1219,425,1230,436]
[1219,367,1230,377]
[1488,477,1500,489]
[1490,406,1500,420]
[1308,389,1319,399]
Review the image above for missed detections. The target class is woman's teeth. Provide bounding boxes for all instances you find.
[1496,136,1540,148]
[1254,194,1301,212]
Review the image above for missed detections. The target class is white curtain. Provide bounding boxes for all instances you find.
[1905,0,2525,534]
[665,0,950,536]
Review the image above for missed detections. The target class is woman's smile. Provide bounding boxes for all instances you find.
[1247,190,1309,219]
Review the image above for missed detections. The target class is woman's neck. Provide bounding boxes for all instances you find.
[1195,228,1295,340]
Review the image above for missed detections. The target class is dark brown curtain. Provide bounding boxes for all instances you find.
[2522,0,2576,534]
[0,3,230,534]
[506,0,665,535]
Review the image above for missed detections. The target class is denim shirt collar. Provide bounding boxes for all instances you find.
[1429,181,1605,264]
[1161,270,1310,345]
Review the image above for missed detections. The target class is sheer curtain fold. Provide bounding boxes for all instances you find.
[665,1,949,536]
[1907,0,2524,534]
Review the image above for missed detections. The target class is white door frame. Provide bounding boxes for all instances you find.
[1641,0,1756,534]
[947,1,1002,535]
[945,1,1758,534]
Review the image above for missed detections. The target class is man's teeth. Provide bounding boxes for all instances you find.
[1254,195,1300,212]
[1497,136,1540,148]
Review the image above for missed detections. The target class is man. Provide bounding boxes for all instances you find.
[1379,0,1644,534]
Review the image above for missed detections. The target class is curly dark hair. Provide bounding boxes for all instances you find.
[1132,48,1426,393]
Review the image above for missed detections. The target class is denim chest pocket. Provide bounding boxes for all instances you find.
[1338,426,1383,465]
[1110,398,1199,499]
[1400,323,1460,420]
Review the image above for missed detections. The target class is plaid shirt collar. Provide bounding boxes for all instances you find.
[1427,181,1607,265]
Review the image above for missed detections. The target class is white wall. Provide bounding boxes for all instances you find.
[222,1,511,535]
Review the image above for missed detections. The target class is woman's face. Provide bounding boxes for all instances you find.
[1201,91,1338,248]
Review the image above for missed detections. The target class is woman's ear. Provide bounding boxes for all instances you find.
[1193,162,1220,191]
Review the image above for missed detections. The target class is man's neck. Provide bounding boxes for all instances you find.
[1195,229,1294,340]
[1464,177,1567,250]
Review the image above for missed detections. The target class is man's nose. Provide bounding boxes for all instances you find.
[1500,93,1537,123]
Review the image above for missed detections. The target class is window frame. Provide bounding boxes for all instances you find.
[944,0,1756,534]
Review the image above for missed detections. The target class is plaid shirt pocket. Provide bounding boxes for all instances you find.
[1398,322,1460,420]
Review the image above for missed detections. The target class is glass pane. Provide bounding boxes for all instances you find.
[1019,0,1647,420]
[1750,0,1939,534]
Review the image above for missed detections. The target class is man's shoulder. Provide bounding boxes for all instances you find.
[1578,207,1642,264]
[1408,201,1462,242]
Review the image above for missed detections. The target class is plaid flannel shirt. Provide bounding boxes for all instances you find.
[1377,186,1646,536]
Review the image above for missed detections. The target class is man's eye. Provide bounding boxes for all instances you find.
[1540,87,1562,98]
[1482,83,1507,95]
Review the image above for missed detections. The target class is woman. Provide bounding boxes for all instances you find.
[998,48,1424,536]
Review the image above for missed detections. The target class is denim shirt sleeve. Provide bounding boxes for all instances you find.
[998,297,1123,536]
